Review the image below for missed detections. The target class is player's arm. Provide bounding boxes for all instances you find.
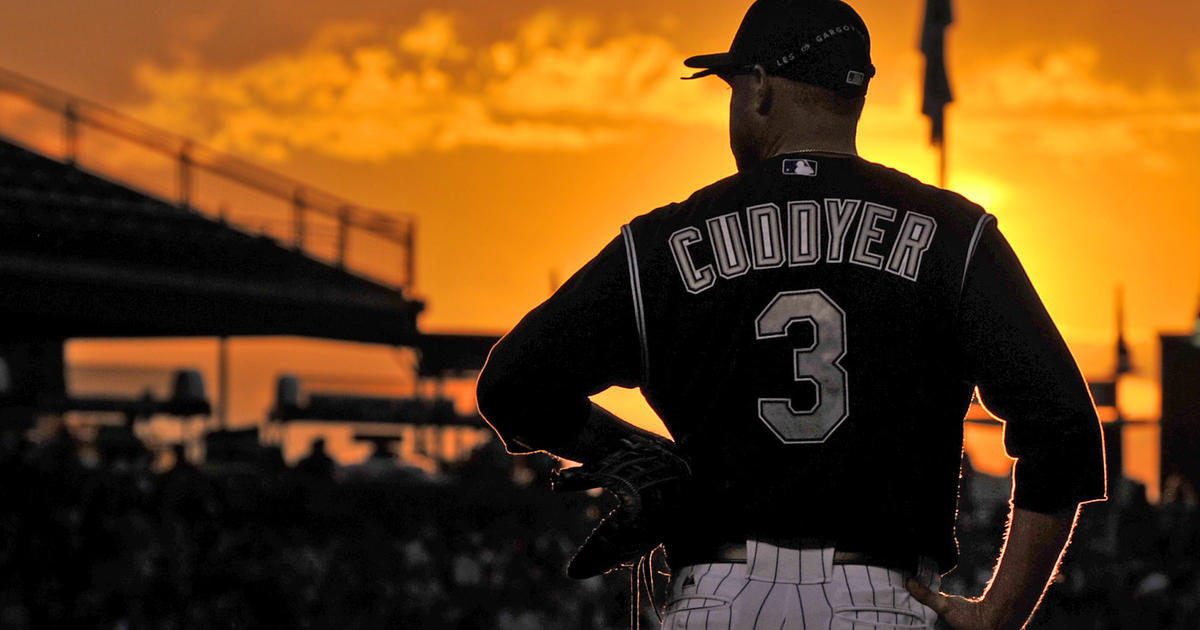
[907,217,1106,629]
[957,219,1106,514]
[475,235,650,463]
[907,505,1078,630]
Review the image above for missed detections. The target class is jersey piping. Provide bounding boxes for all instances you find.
[621,224,650,383]
[960,213,996,297]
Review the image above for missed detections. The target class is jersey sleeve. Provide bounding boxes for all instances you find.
[958,217,1107,512]
[475,234,642,455]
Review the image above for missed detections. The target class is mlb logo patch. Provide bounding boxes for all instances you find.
[846,70,866,86]
[783,158,818,176]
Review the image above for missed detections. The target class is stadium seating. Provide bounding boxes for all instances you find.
[0,137,424,344]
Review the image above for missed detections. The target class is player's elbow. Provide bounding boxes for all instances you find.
[475,340,526,427]
[475,360,539,453]
[474,354,508,424]
[476,338,570,454]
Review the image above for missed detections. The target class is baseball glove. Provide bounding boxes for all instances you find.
[551,433,692,579]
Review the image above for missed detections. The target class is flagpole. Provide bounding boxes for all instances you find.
[920,0,953,190]
[1110,285,1129,483]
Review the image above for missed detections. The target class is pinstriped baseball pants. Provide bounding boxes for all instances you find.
[661,540,941,629]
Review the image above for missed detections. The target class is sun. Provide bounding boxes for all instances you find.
[948,175,1006,211]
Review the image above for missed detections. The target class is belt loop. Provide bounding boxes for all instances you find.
[798,541,834,584]
[776,543,800,582]
[821,546,835,582]
[746,539,775,580]
[746,538,834,584]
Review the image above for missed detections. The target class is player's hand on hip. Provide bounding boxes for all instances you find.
[905,578,999,630]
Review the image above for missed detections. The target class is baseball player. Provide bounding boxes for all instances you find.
[476,1,1106,628]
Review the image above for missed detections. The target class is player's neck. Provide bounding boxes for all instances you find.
[771,141,857,157]
[760,135,858,162]
[762,119,858,159]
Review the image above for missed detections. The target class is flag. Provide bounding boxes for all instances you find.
[920,0,954,146]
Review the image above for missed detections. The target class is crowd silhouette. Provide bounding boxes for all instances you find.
[1,425,1197,629]
[0,425,630,630]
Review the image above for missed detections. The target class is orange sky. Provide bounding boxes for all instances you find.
[2,1,1197,492]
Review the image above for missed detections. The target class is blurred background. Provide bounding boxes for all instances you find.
[0,0,1197,628]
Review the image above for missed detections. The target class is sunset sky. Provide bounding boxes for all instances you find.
[1,1,1197,490]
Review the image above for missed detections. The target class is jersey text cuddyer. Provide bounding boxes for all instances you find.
[669,198,938,294]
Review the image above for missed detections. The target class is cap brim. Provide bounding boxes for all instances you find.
[683,52,733,69]
[682,52,735,80]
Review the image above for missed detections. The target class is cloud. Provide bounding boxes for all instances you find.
[398,12,468,63]
[949,44,1200,171]
[484,11,724,127]
[128,11,1197,175]
[126,10,726,162]
[965,46,1179,113]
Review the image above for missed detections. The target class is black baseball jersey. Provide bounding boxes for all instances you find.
[477,152,1106,571]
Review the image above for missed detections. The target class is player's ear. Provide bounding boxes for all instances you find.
[750,65,772,115]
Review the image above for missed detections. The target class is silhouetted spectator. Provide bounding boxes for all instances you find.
[295,438,335,478]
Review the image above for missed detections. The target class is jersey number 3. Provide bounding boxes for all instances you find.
[754,289,849,443]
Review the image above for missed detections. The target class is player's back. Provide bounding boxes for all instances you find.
[623,152,990,565]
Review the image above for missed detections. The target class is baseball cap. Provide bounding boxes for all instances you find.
[683,0,875,97]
